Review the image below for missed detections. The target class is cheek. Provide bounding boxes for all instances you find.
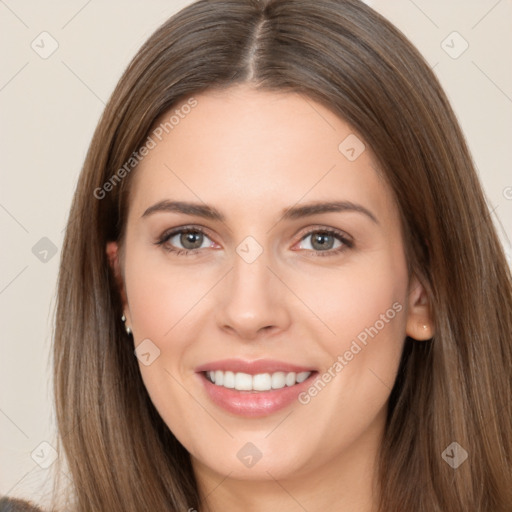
[295,253,408,351]
[293,248,409,414]
[289,279,407,454]
[123,249,213,449]
[123,248,213,343]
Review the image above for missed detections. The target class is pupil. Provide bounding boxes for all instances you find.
[182,231,202,249]
[312,233,333,251]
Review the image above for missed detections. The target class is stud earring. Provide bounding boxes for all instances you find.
[121,314,132,335]
[422,324,433,339]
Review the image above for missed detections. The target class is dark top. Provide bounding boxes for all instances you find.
[0,497,45,512]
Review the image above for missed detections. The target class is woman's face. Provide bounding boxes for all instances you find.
[110,85,432,486]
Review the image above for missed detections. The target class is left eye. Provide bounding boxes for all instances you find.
[294,229,352,256]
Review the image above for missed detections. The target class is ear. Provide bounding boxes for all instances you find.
[405,274,435,341]
[106,241,130,322]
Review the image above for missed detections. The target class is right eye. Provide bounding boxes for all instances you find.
[155,226,217,256]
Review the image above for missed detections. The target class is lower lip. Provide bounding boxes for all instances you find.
[197,372,317,418]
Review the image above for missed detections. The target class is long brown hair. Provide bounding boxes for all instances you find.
[50,0,512,510]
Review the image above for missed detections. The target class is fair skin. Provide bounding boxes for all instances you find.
[107,85,434,512]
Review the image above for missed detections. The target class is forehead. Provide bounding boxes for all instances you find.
[129,85,396,226]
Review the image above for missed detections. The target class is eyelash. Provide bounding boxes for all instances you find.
[155,225,354,258]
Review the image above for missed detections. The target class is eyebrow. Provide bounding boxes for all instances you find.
[141,199,379,225]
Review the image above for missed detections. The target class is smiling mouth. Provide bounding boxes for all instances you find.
[204,370,314,392]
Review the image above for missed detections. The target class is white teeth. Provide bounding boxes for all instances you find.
[296,371,310,383]
[234,372,253,390]
[223,371,235,388]
[253,373,272,391]
[285,372,296,386]
[207,370,312,391]
[271,372,286,389]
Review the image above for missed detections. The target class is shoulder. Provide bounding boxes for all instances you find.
[0,497,45,512]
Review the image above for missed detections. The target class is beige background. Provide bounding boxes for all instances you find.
[1,0,511,506]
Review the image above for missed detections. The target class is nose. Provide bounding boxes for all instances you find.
[215,247,291,341]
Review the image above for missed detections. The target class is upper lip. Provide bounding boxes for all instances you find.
[195,358,316,375]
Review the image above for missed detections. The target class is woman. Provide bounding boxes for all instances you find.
[5,0,512,510]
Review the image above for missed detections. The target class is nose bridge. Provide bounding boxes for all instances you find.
[215,235,290,338]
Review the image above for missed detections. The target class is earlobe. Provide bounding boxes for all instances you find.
[405,275,435,341]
